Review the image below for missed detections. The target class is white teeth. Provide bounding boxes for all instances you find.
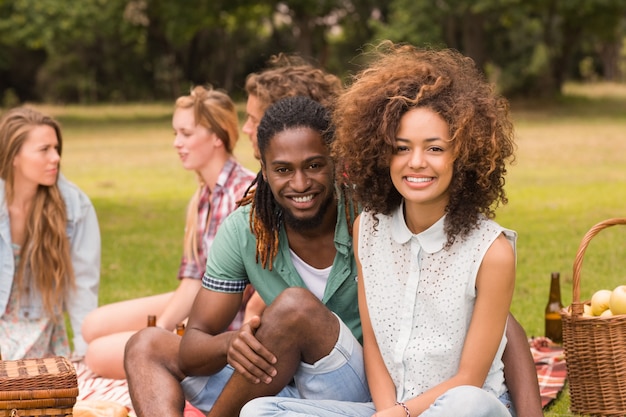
[293,195,314,203]
[406,177,432,183]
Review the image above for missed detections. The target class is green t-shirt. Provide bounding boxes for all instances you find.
[202,197,361,343]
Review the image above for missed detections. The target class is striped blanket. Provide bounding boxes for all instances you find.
[74,361,134,415]
[74,339,567,416]
[529,337,567,408]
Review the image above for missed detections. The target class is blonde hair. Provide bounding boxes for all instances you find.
[175,86,239,265]
[0,107,74,321]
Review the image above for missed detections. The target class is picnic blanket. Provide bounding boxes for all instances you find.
[529,337,567,408]
[74,361,135,415]
[74,338,567,416]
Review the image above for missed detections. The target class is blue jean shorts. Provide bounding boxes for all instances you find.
[181,313,371,412]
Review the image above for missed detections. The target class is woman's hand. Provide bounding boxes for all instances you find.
[372,404,410,417]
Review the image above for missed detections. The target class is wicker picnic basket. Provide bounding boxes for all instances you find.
[0,356,78,416]
[560,218,626,417]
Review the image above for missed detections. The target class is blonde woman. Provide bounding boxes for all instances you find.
[0,106,100,360]
[82,86,255,379]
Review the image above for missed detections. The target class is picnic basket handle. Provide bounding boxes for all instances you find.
[570,217,626,317]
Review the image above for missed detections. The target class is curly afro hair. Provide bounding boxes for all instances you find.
[245,53,343,113]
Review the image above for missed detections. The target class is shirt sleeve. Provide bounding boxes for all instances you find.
[202,208,250,294]
[65,191,101,357]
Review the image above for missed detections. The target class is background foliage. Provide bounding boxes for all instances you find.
[2,0,626,105]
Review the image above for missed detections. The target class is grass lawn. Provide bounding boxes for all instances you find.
[20,82,626,416]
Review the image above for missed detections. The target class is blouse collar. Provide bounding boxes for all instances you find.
[390,201,447,254]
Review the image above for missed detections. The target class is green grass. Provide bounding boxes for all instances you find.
[19,82,626,416]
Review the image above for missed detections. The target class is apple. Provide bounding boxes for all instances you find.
[609,285,626,315]
[591,289,612,316]
[583,304,593,317]
[601,308,613,317]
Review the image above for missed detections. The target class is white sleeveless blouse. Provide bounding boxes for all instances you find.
[358,204,517,402]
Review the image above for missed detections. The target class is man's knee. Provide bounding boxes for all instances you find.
[124,327,180,373]
[126,327,161,357]
[265,287,327,327]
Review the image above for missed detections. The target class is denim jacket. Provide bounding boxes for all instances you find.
[0,174,100,356]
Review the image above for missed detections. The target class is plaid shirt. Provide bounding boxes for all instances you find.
[177,157,255,280]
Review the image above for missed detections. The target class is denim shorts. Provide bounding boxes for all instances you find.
[181,314,371,412]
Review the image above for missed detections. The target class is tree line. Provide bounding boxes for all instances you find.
[1,0,625,105]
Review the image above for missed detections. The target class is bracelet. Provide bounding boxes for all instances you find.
[395,401,410,417]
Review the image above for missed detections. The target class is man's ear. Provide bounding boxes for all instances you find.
[260,160,267,181]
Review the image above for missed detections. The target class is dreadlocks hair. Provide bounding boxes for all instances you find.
[239,96,340,271]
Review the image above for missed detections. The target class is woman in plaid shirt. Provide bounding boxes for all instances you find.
[81,86,255,380]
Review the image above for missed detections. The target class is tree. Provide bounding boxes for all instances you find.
[373,0,626,96]
[1,0,624,103]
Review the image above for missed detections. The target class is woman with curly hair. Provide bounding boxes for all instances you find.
[0,106,100,360]
[339,43,516,416]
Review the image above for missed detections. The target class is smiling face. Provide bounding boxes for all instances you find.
[12,124,60,189]
[172,107,220,172]
[390,107,454,224]
[261,126,336,230]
